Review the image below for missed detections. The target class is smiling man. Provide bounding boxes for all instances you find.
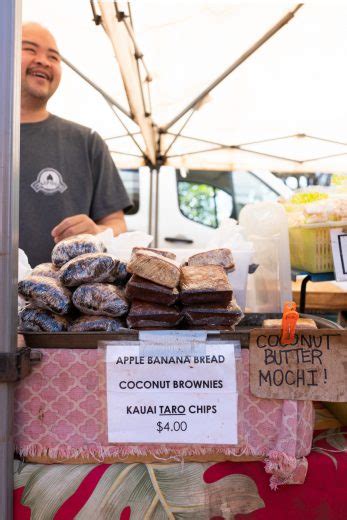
[20,23,131,266]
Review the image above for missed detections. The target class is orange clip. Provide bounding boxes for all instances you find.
[281,301,299,345]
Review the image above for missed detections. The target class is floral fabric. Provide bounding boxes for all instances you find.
[14,348,314,487]
[13,428,347,519]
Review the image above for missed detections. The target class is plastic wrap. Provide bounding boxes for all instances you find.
[126,300,182,328]
[18,248,32,312]
[31,262,60,279]
[18,275,72,315]
[125,274,179,306]
[72,283,129,317]
[127,249,180,288]
[68,315,124,332]
[111,261,130,286]
[187,248,235,271]
[183,300,243,327]
[51,234,106,267]
[59,253,120,287]
[263,318,317,329]
[180,265,233,305]
[18,305,69,332]
[132,247,176,259]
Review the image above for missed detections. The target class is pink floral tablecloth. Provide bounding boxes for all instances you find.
[14,348,314,488]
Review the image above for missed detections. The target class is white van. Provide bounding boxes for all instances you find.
[119,166,292,248]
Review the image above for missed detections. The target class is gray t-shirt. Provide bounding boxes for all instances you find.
[20,114,131,267]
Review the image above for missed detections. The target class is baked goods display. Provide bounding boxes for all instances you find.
[18,305,69,332]
[183,300,243,328]
[30,262,60,279]
[125,275,179,306]
[127,249,181,288]
[180,265,233,305]
[187,248,235,272]
[263,318,317,329]
[51,234,106,267]
[18,275,72,315]
[59,253,127,287]
[72,283,129,317]
[18,237,243,332]
[68,315,124,332]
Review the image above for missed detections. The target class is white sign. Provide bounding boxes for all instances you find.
[330,228,347,281]
[105,341,238,445]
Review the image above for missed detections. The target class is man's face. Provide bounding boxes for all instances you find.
[21,24,62,103]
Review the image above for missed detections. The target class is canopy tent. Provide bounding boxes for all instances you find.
[22,1,347,173]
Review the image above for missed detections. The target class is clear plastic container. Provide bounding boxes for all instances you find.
[239,202,292,312]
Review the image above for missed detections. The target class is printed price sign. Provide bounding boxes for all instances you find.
[249,329,347,401]
[105,341,239,444]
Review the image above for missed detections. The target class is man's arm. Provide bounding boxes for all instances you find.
[51,211,127,243]
[96,210,127,235]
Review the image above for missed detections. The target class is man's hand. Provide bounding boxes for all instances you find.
[51,214,99,243]
[51,211,127,243]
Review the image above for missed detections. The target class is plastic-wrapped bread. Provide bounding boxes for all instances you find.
[31,262,60,279]
[125,275,179,306]
[51,234,106,267]
[126,300,182,328]
[183,300,243,328]
[68,315,124,332]
[72,283,129,317]
[127,249,180,288]
[18,276,72,315]
[180,265,233,305]
[263,318,317,329]
[187,248,235,272]
[59,253,124,287]
[132,247,176,260]
[18,305,69,332]
[112,261,130,286]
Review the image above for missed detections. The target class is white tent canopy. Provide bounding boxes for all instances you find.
[23,1,347,172]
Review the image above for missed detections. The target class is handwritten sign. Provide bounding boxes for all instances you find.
[105,341,239,444]
[250,329,347,401]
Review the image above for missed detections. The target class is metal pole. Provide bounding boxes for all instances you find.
[148,167,153,237]
[0,0,21,518]
[61,56,133,120]
[162,4,303,132]
[154,168,159,248]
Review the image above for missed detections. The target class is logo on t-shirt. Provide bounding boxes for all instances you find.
[31,168,68,195]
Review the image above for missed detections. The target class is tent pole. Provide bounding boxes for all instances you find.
[109,150,143,158]
[166,144,300,164]
[154,167,160,248]
[162,4,303,132]
[147,166,159,247]
[106,101,147,156]
[161,109,195,157]
[105,131,141,141]
[61,56,133,120]
[0,1,21,518]
[148,167,153,238]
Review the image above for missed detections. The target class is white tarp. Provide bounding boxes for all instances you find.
[22,1,347,172]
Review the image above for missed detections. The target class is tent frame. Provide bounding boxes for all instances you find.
[161,4,304,133]
[93,2,347,170]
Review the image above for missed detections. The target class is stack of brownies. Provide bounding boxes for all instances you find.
[180,249,241,329]
[125,248,182,328]
[125,247,243,329]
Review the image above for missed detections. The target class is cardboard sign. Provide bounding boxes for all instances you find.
[330,228,347,281]
[105,341,239,445]
[250,329,347,401]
